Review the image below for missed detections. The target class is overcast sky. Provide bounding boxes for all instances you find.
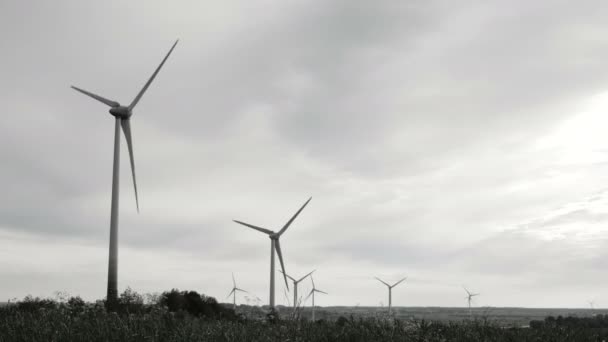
[2,0,608,309]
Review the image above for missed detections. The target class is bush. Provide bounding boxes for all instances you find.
[116,287,145,314]
[16,295,57,312]
[159,289,238,320]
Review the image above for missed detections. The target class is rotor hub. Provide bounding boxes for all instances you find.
[109,106,132,118]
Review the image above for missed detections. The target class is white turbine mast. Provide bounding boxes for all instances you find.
[304,275,327,321]
[463,286,480,318]
[70,40,178,308]
[226,272,248,310]
[280,269,315,312]
[233,197,312,309]
[375,276,407,315]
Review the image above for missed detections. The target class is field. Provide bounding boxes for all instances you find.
[291,305,605,327]
[2,292,607,342]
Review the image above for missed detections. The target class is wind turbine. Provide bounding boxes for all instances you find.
[70,40,178,308]
[463,286,480,318]
[304,275,327,321]
[589,300,596,316]
[280,269,315,310]
[226,273,248,310]
[375,276,406,314]
[233,197,312,308]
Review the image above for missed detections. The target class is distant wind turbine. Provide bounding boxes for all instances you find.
[226,273,248,310]
[463,286,480,318]
[233,197,312,308]
[375,276,407,314]
[280,269,315,311]
[71,40,178,308]
[305,275,327,321]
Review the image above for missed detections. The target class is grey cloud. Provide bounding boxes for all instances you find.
[3,0,608,306]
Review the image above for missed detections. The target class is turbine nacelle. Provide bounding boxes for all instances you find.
[109,106,132,118]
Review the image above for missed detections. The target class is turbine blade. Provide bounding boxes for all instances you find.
[236,288,248,293]
[463,286,471,296]
[71,86,119,107]
[227,288,235,299]
[278,197,311,236]
[274,239,289,290]
[311,275,316,289]
[391,277,407,288]
[232,272,236,288]
[297,269,316,283]
[128,39,179,110]
[121,119,139,212]
[316,289,328,295]
[232,220,273,235]
[279,270,296,282]
[375,277,390,287]
[304,290,314,302]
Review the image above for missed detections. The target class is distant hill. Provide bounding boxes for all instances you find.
[288,306,605,327]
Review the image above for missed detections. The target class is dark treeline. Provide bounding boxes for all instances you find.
[530,314,608,330]
[7,288,240,320]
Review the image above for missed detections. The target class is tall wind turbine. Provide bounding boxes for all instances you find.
[71,40,178,308]
[375,276,406,314]
[280,269,315,310]
[463,287,479,318]
[227,273,248,310]
[305,275,327,321]
[233,197,312,308]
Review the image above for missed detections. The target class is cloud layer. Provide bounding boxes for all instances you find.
[1,0,608,308]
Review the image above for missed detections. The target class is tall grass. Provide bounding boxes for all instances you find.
[1,292,607,341]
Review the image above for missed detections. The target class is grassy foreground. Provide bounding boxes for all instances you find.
[1,291,607,341]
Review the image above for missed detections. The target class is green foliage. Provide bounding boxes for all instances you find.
[1,292,607,341]
[159,289,239,320]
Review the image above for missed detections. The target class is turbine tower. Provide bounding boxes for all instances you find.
[280,269,315,310]
[463,286,479,318]
[233,197,312,308]
[71,40,178,308]
[227,273,248,310]
[305,275,327,321]
[375,276,406,314]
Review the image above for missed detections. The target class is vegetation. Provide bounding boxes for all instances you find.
[1,289,607,341]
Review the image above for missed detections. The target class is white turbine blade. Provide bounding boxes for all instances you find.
[375,277,390,287]
[120,119,139,212]
[391,277,407,288]
[236,288,248,293]
[128,39,179,110]
[226,288,235,299]
[463,286,471,296]
[279,270,296,282]
[311,275,316,289]
[304,289,314,302]
[232,220,273,235]
[278,197,311,236]
[71,86,120,107]
[297,269,316,283]
[274,239,289,290]
[316,289,328,295]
